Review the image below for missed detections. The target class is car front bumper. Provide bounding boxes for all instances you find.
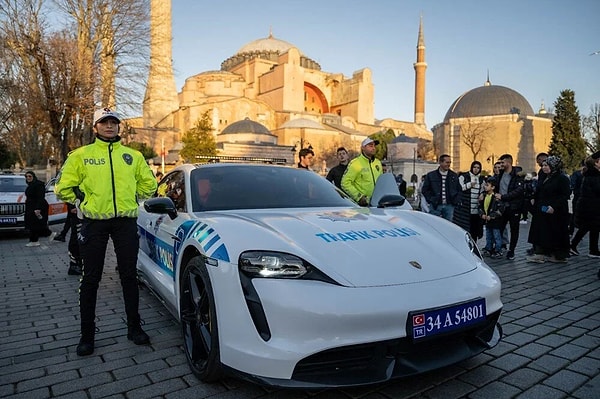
[210,262,502,387]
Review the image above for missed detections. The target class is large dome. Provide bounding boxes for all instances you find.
[236,34,302,56]
[221,33,320,72]
[444,83,534,121]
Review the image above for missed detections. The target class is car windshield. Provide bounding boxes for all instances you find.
[0,177,27,193]
[190,164,354,211]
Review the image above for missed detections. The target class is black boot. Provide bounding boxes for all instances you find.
[77,322,95,356]
[68,262,82,275]
[127,318,150,345]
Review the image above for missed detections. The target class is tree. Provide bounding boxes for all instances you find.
[582,103,600,153]
[460,117,494,162]
[548,89,587,173]
[0,0,150,166]
[370,128,396,160]
[417,138,434,161]
[179,112,217,162]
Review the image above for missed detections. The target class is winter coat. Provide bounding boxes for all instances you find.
[574,166,600,231]
[479,193,504,230]
[56,137,157,220]
[527,171,571,251]
[24,177,49,232]
[453,171,484,236]
[421,168,460,209]
[325,163,348,189]
[341,153,383,203]
[496,166,525,211]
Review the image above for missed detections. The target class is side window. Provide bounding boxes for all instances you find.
[156,171,187,212]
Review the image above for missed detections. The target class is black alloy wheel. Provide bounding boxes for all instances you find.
[180,256,223,381]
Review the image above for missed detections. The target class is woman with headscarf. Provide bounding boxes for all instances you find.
[24,171,54,246]
[526,156,571,263]
[453,161,484,240]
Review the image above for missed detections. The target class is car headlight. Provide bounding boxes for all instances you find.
[239,251,307,278]
[465,232,483,259]
[239,251,339,284]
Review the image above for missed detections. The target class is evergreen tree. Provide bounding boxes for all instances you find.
[548,89,586,173]
[370,128,396,160]
[179,112,217,162]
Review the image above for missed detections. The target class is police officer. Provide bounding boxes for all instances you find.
[55,108,157,356]
[341,137,383,206]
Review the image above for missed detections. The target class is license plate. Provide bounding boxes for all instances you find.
[0,217,17,224]
[409,298,486,340]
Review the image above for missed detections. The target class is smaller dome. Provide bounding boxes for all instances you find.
[391,133,419,144]
[444,83,534,121]
[221,118,273,136]
[280,118,326,130]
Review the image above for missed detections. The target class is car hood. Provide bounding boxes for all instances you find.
[0,192,25,203]
[200,207,478,288]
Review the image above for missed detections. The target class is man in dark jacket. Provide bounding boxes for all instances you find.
[422,154,460,221]
[326,147,349,189]
[495,154,525,260]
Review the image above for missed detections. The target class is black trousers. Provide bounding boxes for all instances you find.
[67,210,82,265]
[501,209,521,252]
[78,217,140,325]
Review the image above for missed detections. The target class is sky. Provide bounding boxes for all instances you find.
[170,0,600,130]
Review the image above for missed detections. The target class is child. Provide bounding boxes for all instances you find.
[479,177,504,259]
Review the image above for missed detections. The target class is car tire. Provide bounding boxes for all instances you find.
[180,256,223,382]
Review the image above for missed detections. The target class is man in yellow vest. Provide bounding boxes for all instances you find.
[55,108,157,356]
[341,138,383,206]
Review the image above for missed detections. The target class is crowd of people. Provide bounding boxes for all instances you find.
[415,151,600,277]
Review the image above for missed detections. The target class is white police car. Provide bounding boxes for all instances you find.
[0,172,67,232]
[137,163,502,388]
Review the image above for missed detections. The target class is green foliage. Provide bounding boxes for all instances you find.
[0,140,17,169]
[127,141,158,160]
[370,129,396,160]
[548,89,587,173]
[179,112,217,162]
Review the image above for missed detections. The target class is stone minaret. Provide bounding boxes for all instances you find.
[413,15,427,128]
[143,0,179,128]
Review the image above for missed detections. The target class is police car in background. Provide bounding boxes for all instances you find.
[0,172,67,233]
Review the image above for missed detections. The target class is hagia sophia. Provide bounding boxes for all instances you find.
[129,0,553,175]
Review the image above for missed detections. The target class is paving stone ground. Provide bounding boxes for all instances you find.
[0,223,598,399]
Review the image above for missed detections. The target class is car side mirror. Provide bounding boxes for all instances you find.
[377,194,406,208]
[144,197,178,220]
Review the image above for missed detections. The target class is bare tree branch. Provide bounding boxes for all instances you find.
[460,116,494,162]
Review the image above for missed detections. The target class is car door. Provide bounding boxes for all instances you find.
[138,170,192,312]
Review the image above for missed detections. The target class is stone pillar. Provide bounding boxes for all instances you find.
[143,0,179,128]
